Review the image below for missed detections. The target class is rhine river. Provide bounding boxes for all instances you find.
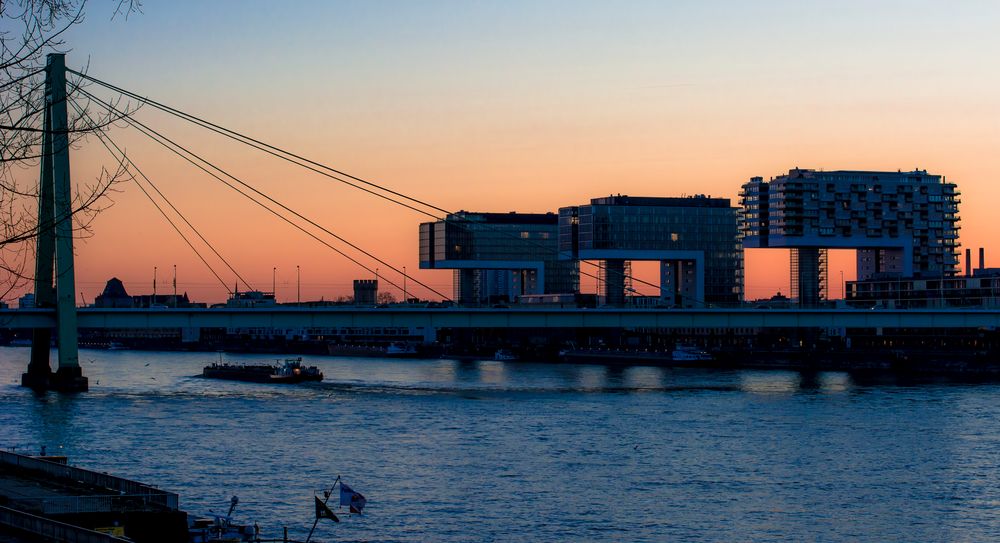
[3,347,1000,542]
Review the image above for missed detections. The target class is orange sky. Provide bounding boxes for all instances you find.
[8,1,1000,304]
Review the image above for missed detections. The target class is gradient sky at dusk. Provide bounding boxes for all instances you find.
[14,0,1000,303]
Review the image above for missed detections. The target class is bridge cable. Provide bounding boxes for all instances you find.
[70,100,253,293]
[70,99,241,293]
[74,86,419,299]
[74,85,450,301]
[69,72,665,298]
[68,69,443,219]
[70,72,678,300]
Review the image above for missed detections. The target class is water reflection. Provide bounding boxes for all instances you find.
[623,366,663,390]
[739,371,856,395]
[818,372,853,393]
[576,365,611,390]
[740,371,800,394]
[476,360,507,385]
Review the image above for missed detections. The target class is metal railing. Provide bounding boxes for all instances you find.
[0,505,127,543]
[0,450,179,511]
[9,494,166,515]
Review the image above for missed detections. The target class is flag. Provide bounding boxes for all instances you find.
[340,483,367,514]
[315,496,340,522]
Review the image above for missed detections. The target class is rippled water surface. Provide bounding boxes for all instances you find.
[3,347,1000,542]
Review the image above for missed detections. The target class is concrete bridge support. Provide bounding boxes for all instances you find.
[22,54,86,392]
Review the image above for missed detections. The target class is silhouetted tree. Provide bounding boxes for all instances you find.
[0,0,140,301]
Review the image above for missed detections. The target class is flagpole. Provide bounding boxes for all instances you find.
[305,476,340,543]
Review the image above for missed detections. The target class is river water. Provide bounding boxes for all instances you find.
[2,347,1000,542]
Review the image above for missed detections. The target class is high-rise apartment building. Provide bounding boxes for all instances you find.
[740,168,960,305]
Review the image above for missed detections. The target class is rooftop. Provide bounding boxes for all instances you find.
[587,195,732,208]
[446,211,559,225]
[748,168,946,184]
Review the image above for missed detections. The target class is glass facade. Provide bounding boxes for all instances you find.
[560,196,744,305]
[419,212,579,304]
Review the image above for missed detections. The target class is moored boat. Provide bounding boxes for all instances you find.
[559,344,714,366]
[385,342,420,357]
[188,496,257,542]
[494,349,519,361]
[327,341,437,358]
[671,344,713,362]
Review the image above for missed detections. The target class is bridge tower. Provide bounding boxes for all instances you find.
[22,54,87,392]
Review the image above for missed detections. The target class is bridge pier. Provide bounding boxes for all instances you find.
[22,54,86,393]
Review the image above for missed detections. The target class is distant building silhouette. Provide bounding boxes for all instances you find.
[93,277,196,308]
[94,277,131,308]
[225,290,275,308]
[847,247,999,308]
[17,293,35,309]
[353,279,378,306]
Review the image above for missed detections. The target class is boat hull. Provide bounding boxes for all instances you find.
[202,362,323,384]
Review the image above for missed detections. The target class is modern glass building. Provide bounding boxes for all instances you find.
[559,195,743,306]
[740,168,961,305]
[419,211,579,305]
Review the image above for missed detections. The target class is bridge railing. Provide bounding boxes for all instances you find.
[0,450,179,510]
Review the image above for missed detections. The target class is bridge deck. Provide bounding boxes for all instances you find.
[3,307,1000,330]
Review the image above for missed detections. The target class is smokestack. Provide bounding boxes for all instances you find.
[966,248,972,276]
[980,247,986,270]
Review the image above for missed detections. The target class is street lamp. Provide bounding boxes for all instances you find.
[403,266,407,303]
[297,265,301,304]
[272,267,277,300]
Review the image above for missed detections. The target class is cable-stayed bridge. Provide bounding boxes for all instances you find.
[8,54,1000,391]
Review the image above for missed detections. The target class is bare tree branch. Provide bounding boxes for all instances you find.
[0,0,142,302]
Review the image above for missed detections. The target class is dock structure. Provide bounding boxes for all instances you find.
[0,451,185,543]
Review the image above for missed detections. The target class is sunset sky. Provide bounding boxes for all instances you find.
[13,0,1000,304]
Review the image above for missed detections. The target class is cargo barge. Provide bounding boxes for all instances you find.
[202,357,323,384]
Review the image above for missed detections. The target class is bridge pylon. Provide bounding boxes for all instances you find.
[22,54,87,392]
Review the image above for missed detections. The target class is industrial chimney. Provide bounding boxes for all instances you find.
[966,248,972,276]
[980,247,986,270]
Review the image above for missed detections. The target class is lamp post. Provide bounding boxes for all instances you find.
[840,270,845,300]
[173,264,177,308]
[153,266,157,301]
[297,265,301,305]
[403,266,407,303]
[272,267,277,300]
